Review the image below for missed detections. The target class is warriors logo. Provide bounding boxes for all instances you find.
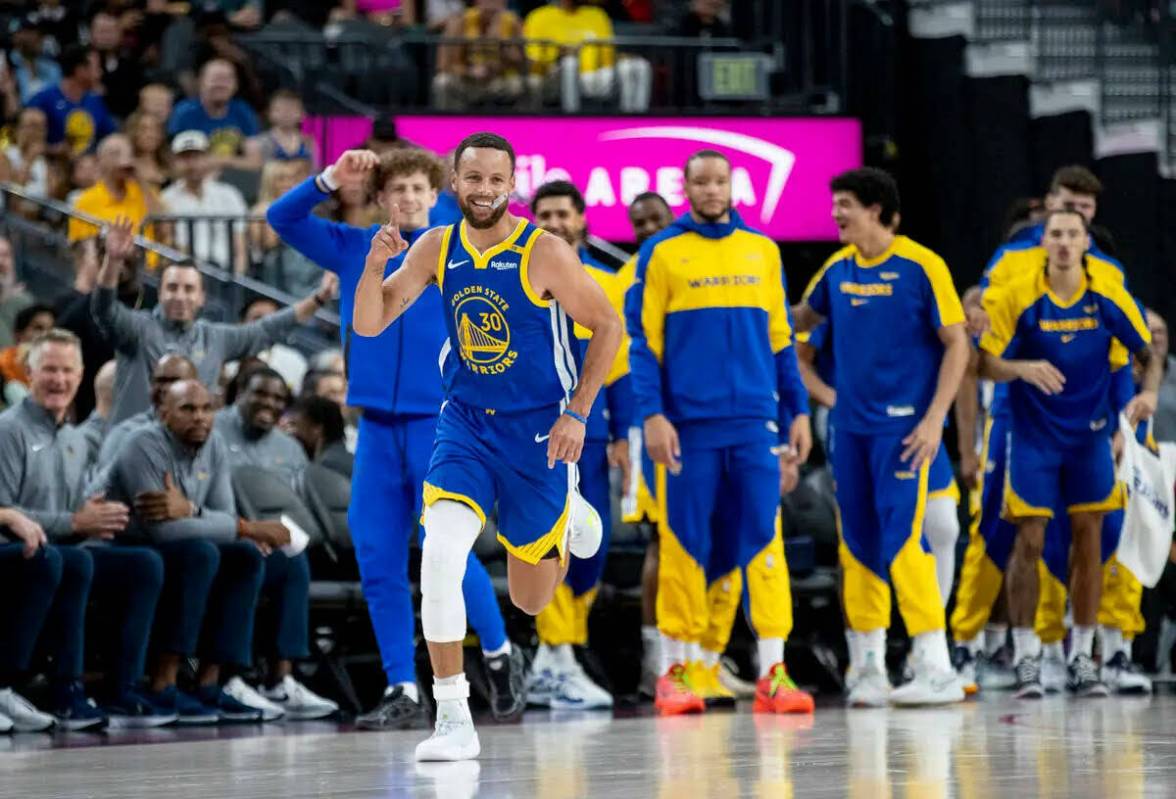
[454,289,519,374]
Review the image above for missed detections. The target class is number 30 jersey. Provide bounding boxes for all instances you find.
[436,219,582,414]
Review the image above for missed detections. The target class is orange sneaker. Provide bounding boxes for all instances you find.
[655,664,706,716]
[753,663,815,714]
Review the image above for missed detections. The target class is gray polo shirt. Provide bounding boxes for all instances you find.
[105,421,238,544]
[76,409,108,465]
[214,406,307,485]
[98,409,155,467]
[0,398,90,538]
[1155,355,1176,444]
[91,287,300,425]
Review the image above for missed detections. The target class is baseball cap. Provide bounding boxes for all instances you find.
[172,130,210,154]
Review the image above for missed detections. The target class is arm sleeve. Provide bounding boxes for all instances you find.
[90,287,147,353]
[770,252,808,432]
[214,306,300,362]
[605,374,635,440]
[0,425,73,537]
[801,258,833,317]
[624,242,667,421]
[978,286,1019,358]
[265,176,371,274]
[920,254,966,328]
[1102,285,1151,356]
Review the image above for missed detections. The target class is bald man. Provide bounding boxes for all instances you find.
[97,354,198,469]
[68,134,158,242]
[78,359,117,461]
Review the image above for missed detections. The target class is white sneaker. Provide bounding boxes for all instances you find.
[0,711,12,733]
[225,677,285,722]
[525,645,559,707]
[890,665,964,707]
[718,658,756,699]
[550,658,613,710]
[1041,649,1067,694]
[260,676,338,720]
[1102,652,1152,695]
[847,655,891,708]
[976,649,1017,690]
[567,493,602,559]
[415,701,480,762]
[0,688,55,732]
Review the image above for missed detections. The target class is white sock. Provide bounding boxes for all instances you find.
[433,674,471,724]
[984,624,1008,656]
[1070,625,1095,663]
[923,496,960,606]
[393,681,419,703]
[1097,626,1126,661]
[482,640,511,659]
[757,638,785,677]
[699,648,720,668]
[860,628,886,669]
[1043,641,1065,661]
[554,643,576,670]
[660,634,688,672]
[1012,627,1042,663]
[686,641,701,665]
[642,626,660,664]
[846,630,864,673]
[912,630,951,673]
[955,634,982,658]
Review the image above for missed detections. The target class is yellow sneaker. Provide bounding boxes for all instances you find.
[687,661,737,709]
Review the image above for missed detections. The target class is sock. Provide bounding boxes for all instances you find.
[433,674,471,724]
[1043,641,1065,662]
[846,630,863,673]
[660,634,688,673]
[1097,626,1126,661]
[1069,625,1095,663]
[482,640,512,659]
[757,638,785,677]
[699,648,720,668]
[393,681,419,703]
[686,641,701,665]
[1012,627,1042,664]
[912,630,951,673]
[984,624,1009,656]
[860,628,886,670]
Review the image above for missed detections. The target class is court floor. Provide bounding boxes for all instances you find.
[4,693,1176,798]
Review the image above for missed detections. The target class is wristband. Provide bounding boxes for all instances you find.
[318,165,340,193]
[563,409,588,425]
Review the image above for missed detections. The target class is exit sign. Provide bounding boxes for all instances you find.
[697,52,772,101]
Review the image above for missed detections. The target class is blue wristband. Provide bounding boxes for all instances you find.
[563,409,588,425]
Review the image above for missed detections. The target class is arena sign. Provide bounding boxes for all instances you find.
[305,116,862,241]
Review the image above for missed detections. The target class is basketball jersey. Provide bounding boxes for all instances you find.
[437,219,581,414]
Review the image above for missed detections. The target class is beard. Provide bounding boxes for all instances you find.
[459,194,509,229]
[691,201,731,223]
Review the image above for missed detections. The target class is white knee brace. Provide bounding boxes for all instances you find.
[420,500,483,643]
[923,496,961,607]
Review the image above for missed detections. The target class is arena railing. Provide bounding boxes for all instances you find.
[0,184,342,353]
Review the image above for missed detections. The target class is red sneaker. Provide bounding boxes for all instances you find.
[754,663,815,714]
[655,664,706,716]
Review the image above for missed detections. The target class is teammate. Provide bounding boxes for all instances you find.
[626,149,814,717]
[352,132,622,761]
[792,167,970,707]
[266,147,522,729]
[978,208,1160,698]
[526,179,632,709]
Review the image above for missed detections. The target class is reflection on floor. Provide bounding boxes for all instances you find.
[4,694,1176,798]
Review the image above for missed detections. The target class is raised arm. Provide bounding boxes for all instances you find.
[90,217,149,352]
[352,207,443,337]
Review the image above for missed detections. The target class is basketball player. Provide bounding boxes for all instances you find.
[266,147,522,728]
[353,132,622,762]
[792,167,969,707]
[978,208,1159,698]
[526,179,632,710]
[627,149,814,716]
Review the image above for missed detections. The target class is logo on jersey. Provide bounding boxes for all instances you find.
[839,282,893,297]
[1083,303,1098,313]
[1039,317,1098,333]
[452,286,519,374]
[447,258,469,270]
[489,259,517,271]
[1060,333,1077,344]
[880,271,900,280]
[851,298,868,307]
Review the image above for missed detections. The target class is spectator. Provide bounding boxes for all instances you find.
[25,0,82,55]
[425,0,467,29]
[225,298,311,392]
[251,159,318,293]
[78,359,117,460]
[676,0,732,37]
[1148,309,1176,442]
[99,354,198,470]
[6,18,62,103]
[167,58,260,168]
[523,0,651,112]
[137,82,175,122]
[91,219,331,425]
[67,133,160,243]
[326,179,379,228]
[161,130,249,274]
[433,0,525,110]
[244,90,317,169]
[334,0,416,26]
[302,366,347,407]
[217,0,265,31]
[284,394,353,479]
[103,378,275,724]
[25,44,117,156]
[0,328,171,730]
[126,110,171,192]
[0,235,34,351]
[1,107,50,197]
[64,151,99,204]
[362,115,411,155]
[88,7,142,118]
[0,303,55,408]
[214,366,308,484]
[308,348,346,378]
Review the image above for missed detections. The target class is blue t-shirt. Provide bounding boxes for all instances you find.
[429,191,464,227]
[25,85,117,155]
[168,98,260,156]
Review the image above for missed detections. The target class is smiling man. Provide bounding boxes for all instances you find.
[214,366,307,484]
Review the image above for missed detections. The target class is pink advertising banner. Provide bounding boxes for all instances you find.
[304,116,862,241]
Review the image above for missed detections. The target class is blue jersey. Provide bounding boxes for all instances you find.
[168,98,260,156]
[26,85,116,154]
[437,220,581,414]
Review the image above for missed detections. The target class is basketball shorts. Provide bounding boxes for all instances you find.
[1005,431,1124,520]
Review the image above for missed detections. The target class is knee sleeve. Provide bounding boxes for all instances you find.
[421,500,482,643]
[924,497,960,606]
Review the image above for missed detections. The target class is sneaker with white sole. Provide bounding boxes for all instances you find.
[567,493,602,559]
[977,647,1018,690]
[1013,656,1044,700]
[0,711,11,733]
[1041,648,1067,694]
[225,677,286,722]
[890,664,964,707]
[1102,652,1152,695]
[951,646,978,695]
[525,644,560,708]
[0,688,55,732]
[260,676,338,720]
[415,681,480,762]
[549,657,613,710]
[1067,654,1109,698]
[847,654,891,708]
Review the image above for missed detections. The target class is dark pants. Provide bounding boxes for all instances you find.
[154,539,264,668]
[260,551,310,661]
[37,547,94,681]
[91,546,164,692]
[0,544,63,684]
